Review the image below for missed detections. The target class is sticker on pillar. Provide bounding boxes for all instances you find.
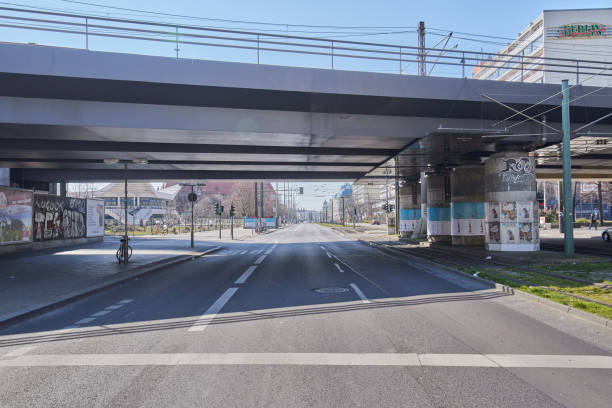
[519,223,533,242]
[399,208,421,232]
[427,207,451,235]
[487,222,501,243]
[501,202,517,221]
[517,202,533,222]
[452,202,485,236]
[501,222,518,244]
[486,202,500,222]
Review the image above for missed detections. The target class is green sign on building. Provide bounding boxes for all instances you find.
[558,23,606,39]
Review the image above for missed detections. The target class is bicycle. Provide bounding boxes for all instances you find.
[116,238,133,263]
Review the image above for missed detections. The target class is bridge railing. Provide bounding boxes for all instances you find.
[1,6,612,82]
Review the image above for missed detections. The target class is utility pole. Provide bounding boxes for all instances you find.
[417,21,426,76]
[260,181,264,222]
[561,79,574,256]
[123,162,129,263]
[342,196,345,226]
[275,182,279,228]
[254,182,258,218]
[180,183,206,248]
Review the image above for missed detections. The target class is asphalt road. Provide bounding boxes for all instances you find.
[1,223,611,407]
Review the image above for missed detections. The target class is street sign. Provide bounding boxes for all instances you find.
[187,192,197,202]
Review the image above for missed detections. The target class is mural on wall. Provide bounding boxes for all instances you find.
[498,157,535,185]
[33,195,87,241]
[0,187,33,245]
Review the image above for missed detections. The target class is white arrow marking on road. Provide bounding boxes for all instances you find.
[188,287,239,332]
[235,265,258,284]
[350,283,370,303]
[334,263,344,273]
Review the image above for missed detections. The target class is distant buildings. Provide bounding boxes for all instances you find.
[472,8,612,86]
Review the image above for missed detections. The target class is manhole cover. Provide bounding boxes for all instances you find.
[313,287,349,294]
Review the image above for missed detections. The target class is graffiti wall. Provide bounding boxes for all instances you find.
[0,187,33,245]
[33,194,87,241]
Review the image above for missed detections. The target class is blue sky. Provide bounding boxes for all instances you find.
[7,1,612,209]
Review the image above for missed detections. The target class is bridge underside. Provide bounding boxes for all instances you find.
[1,42,612,183]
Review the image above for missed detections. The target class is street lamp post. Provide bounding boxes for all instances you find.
[104,158,148,263]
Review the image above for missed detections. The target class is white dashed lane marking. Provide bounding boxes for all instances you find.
[254,255,267,265]
[188,288,239,332]
[334,263,344,273]
[235,266,257,284]
[350,283,371,304]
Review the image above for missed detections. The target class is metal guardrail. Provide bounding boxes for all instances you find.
[1,6,612,80]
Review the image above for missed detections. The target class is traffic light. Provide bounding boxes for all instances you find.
[230,204,236,217]
[214,202,219,215]
[220,205,225,214]
[299,187,304,194]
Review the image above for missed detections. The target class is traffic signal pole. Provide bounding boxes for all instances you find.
[561,79,574,256]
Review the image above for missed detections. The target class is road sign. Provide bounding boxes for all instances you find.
[187,192,197,202]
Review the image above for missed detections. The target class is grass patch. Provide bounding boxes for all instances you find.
[459,267,612,321]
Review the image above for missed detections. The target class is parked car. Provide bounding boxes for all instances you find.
[372,220,380,225]
[603,229,611,242]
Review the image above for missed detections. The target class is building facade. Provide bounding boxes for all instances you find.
[472,8,612,86]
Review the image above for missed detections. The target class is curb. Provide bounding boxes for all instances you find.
[0,246,222,329]
[365,240,612,330]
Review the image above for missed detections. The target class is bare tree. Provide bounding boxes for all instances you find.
[226,182,256,217]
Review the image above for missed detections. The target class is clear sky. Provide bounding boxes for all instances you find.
[8,0,612,209]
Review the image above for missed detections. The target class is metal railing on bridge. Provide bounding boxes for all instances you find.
[1,6,612,81]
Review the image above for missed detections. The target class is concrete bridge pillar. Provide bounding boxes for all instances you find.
[484,152,539,251]
[426,172,451,242]
[451,165,486,246]
[398,181,420,238]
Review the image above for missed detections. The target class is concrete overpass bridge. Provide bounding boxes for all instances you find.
[2,34,612,251]
[1,40,612,185]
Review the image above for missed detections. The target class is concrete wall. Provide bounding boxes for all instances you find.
[451,166,486,246]
[399,182,421,237]
[426,173,451,242]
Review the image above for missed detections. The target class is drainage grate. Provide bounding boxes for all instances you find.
[313,287,349,294]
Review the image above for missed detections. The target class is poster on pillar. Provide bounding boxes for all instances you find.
[427,207,451,235]
[451,202,485,236]
[399,208,421,232]
[501,222,519,244]
[86,199,105,237]
[244,217,256,229]
[0,187,33,245]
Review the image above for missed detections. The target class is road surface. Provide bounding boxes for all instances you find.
[1,223,610,407]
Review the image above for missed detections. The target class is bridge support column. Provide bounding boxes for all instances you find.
[426,172,451,242]
[0,168,9,186]
[484,152,539,251]
[399,181,420,238]
[451,165,486,246]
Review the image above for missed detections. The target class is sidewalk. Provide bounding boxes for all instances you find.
[119,226,269,241]
[0,237,221,326]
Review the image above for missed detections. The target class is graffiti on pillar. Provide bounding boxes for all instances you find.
[33,195,87,241]
[498,157,535,185]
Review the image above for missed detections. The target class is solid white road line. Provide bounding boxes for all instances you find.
[326,252,332,258]
[74,317,96,325]
[334,263,344,273]
[3,346,37,358]
[350,283,371,304]
[235,265,258,284]
[3,353,610,369]
[254,255,267,265]
[188,288,239,332]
